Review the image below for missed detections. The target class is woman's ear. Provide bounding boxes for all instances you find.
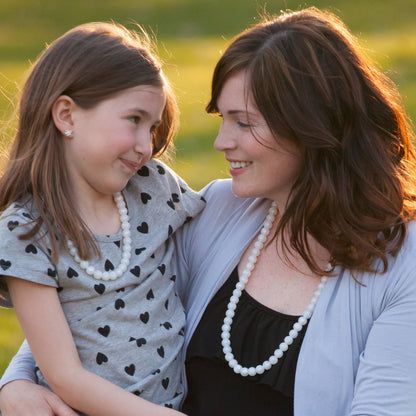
[52,95,76,136]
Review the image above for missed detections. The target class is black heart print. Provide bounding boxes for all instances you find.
[158,264,166,275]
[157,165,165,175]
[125,364,135,376]
[7,221,19,231]
[105,259,114,271]
[137,166,149,176]
[98,325,110,337]
[67,267,78,278]
[25,244,37,254]
[136,338,147,347]
[137,222,149,233]
[115,299,125,310]
[130,266,141,277]
[160,322,172,330]
[0,259,11,270]
[96,352,108,365]
[162,378,169,390]
[171,193,180,203]
[146,289,154,300]
[47,268,56,277]
[140,312,149,323]
[94,283,106,294]
[135,247,146,255]
[141,193,152,204]
[157,346,165,358]
[167,199,175,210]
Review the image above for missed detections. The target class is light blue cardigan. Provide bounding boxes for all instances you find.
[2,179,416,415]
[174,179,416,416]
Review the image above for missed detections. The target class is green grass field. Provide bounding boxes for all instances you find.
[1,0,416,375]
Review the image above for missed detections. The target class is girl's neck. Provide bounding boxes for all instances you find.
[73,190,123,236]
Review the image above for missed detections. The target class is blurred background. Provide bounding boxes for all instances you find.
[1,0,416,374]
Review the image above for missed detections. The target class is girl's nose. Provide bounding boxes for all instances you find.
[134,130,153,157]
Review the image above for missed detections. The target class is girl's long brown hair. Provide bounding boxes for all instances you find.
[207,7,416,275]
[0,22,179,262]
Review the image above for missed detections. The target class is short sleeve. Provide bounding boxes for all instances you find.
[0,205,58,308]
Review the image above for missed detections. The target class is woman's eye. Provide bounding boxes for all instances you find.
[237,121,251,128]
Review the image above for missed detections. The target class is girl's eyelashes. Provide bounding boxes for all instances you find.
[128,116,140,124]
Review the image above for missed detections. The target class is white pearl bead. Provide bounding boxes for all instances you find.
[229,359,237,368]
[233,289,242,297]
[221,338,230,346]
[256,365,265,374]
[230,295,239,304]
[303,310,312,319]
[298,316,307,325]
[225,353,234,361]
[222,324,231,333]
[284,336,293,345]
[279,342,289,352]
[223,346,232,354]
[269,356,278,365]
[240,368,249,377]
[248,367,256,376]
[289,329,298,338]
[225,309,235,318]
[234,364,242,374]
[274,349,283,358]
[262,361,272,370]
[293,322,302,331]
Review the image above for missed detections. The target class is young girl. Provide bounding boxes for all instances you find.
[0,22,204,415]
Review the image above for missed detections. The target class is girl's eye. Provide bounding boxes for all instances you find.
[129,116,140,124]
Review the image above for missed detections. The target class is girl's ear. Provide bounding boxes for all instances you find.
[52,95,76,136]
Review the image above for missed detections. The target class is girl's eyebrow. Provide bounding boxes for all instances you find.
[127,108,162,124]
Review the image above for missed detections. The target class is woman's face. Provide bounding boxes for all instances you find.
[214,71,302,208]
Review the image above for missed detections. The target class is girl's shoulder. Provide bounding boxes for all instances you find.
[125,160,205,234]
[0,201,36,234]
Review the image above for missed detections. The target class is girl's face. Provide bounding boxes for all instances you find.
[64,84,166,200]
[214,71,302,208]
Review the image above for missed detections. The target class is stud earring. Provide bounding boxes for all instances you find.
[64,129,73,137]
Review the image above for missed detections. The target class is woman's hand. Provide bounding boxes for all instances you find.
[0,380,78,416]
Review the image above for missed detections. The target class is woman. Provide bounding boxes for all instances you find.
[2,7,416,416]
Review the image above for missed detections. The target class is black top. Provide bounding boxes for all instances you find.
[182,267,308,416]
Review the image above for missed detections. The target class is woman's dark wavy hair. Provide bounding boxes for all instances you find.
[0,22,179,262]
[207,7,416,275]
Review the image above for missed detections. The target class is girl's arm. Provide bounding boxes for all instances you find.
[7,277,186,416]
[0,380,78,416]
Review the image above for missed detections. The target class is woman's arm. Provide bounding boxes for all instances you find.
[0,340,36,389]
[349,267,416,416]
[7,277,185,416]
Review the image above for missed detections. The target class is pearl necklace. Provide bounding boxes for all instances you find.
[221,201,329,377]
[67,192,132,281]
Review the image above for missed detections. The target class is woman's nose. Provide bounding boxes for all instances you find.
[214,123,236,152]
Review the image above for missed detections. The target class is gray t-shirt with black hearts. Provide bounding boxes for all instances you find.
[0,159,205,410]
